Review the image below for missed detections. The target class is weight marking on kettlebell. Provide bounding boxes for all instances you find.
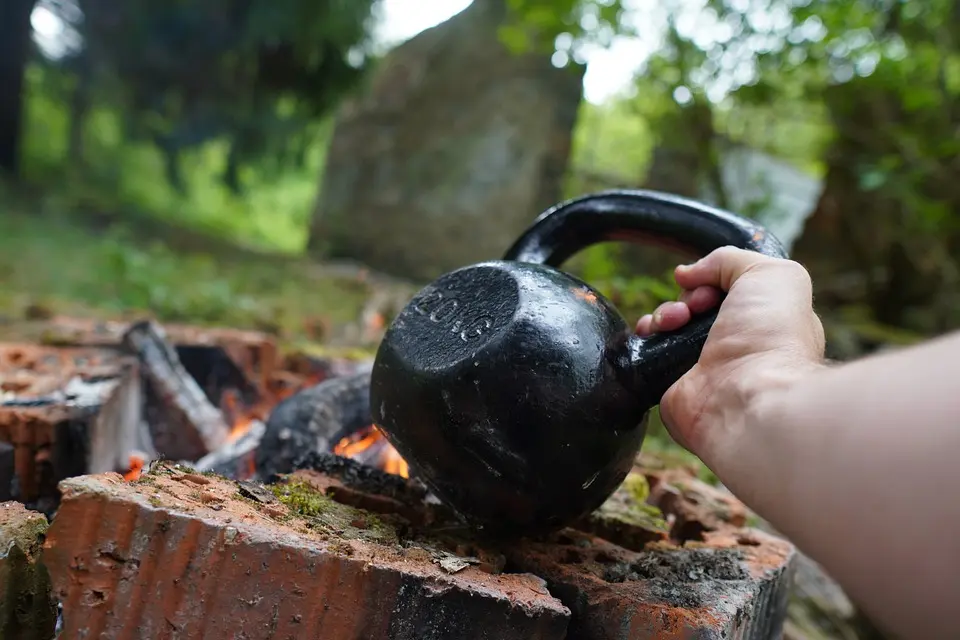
[459,316,492,342]
[412,290,494,342]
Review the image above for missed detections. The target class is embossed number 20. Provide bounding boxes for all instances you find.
[413,291,492,342]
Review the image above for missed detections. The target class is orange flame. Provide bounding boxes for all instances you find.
[333,425,410,478]
[123,454,145,481]
[382,448,410,478]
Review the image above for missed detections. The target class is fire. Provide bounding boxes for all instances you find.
[220,379,410,478]
[123,454,145,481]
[119,369,410,483]
[333,425,410,478]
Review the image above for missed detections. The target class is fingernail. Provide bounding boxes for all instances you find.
[652,309,663,325]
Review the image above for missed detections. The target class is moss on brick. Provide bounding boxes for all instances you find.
[0,503,57,640]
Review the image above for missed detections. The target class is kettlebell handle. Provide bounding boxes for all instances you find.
[503,189,785,265]
[502,189,788,407]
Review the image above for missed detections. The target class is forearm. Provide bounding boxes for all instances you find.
[706,331,960,639]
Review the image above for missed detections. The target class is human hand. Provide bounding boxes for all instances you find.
[636,247,826,464]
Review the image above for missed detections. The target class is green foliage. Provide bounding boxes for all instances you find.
[500,0,634,60]
[568,99,655,185]
[40,0,379,191]
[21,64,328,253]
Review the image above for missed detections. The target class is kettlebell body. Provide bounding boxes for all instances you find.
[371,190,786,537]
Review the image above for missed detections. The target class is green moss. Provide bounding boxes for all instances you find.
[271,481,397,545]
[0,514,48,561]
[0,512,57,639]
[622,473,650,504]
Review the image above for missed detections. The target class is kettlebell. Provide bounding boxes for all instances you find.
[370,189,786,538]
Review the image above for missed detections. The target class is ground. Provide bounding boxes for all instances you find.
[0,185,402,352]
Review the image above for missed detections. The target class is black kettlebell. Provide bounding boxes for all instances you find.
[370,190,786,538]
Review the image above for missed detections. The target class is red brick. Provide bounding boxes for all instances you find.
[507,527,795,640]
[575,472,670,552]
[37,317,279,394]
[44,465,570,640]
[647,469,749,541]
[0,502,57,639]
[0,347,139,504]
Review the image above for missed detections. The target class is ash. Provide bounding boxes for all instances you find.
[603,547,749,585]
[602,547,750,609]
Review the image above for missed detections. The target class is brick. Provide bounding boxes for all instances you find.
[0,348,141,506]
[283,454,794,639]
[44,464,570,640]
[38,317,279,395]
[646,469,749,541]
[0,502,57,639]
[507,527,795,640]
[574,472,670,552]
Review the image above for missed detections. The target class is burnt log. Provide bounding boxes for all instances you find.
[122,321,231,461]
[39,316,278,400]
[256,365,373,480]
[0,444,13,502]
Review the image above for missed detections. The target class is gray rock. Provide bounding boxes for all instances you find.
[309,0,584,280]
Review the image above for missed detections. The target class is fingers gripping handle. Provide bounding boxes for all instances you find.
[502,189,789,407]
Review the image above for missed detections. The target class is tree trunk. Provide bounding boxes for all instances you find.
[0,0,36,177]
[67,54,92,168]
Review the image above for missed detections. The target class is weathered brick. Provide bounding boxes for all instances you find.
[0,502,57,639]
[507,526,794,639]
[37,317,279,395]
[44,464,570,640]
[646,469,749,541]
[0,346,140,505]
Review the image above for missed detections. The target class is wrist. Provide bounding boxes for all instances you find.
[697,355,824,479]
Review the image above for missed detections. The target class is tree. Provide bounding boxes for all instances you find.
[46,0,380,193]
[0,0,37,176]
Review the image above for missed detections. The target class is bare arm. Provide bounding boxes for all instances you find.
[637,247,960,639]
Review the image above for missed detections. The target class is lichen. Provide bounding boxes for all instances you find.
[271,480,397,546]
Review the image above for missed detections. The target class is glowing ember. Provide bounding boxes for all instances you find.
[333,425,410,478]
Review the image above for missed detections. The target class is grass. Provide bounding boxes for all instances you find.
[0,185,376,345]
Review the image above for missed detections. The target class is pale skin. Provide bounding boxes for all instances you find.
[635,247,960,640]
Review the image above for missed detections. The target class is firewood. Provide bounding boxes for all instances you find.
[122,321,231,460]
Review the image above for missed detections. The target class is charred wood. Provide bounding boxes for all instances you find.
[191,418,265,480]
[122,321,231,460]
[256,365,372,480]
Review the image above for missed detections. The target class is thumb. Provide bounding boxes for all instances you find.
[675,246,781,293]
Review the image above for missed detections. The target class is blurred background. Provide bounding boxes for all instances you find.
[0,1,956,636]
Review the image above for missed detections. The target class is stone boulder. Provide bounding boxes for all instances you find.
[308,0,585,280]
